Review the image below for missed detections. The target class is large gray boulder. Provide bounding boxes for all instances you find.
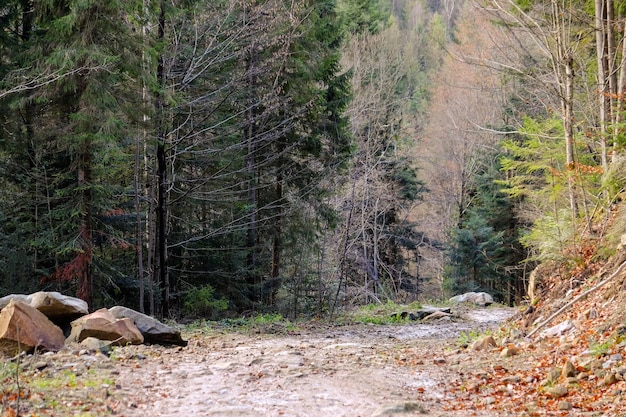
[28,291,88,320]
[0,292,88,321]
[449,291,494,306]
[0,294,30,310]
[0,300,65,356]
[109,306,187,346]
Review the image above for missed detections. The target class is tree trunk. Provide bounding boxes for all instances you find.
[595,0,610,168]
[134,133,145,313]
[563,56,578,219]
[156,141,169,318]
[245,42,259,305]
[552,0,578,219]
[77,137,93,308]
[614,16,626,163]
[271,170,283,281]
[155,2,170,318]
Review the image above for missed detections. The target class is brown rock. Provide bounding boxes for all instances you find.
[541,368,562,386]
[557,401,573,410]
[67,308,143,346]
[471,336,497,351]
[421,311,452,321]
[500,346,520,357]
[561,359,577,378]
[0,300,65,356]
[603,373,618,386]
[576,372,589,381]
[546,385,568,398]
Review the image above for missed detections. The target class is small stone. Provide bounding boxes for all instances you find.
[542,320,575,338]
[502,375,522,384]
[557,401,573,410]
[546,368,561,383]
[433,358,446,364]
[603,373,618,386]
[581,308,598,320]
[500,346,519,357]
[524,375,537,383]
[546,385,568,398]
[482,396,496,405]
[471,336,497,351]
[371,402,428,416]
[561,359,577,378]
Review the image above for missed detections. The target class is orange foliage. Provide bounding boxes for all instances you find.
[41,251,91,284]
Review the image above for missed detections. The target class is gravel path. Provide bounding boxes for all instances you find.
[113,307,516,417]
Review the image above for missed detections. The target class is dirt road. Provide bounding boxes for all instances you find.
[113,308,515,417]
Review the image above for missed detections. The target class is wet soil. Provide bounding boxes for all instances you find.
[113,307,516,417]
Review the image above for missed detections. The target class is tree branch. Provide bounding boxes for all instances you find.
[527,257,626,338]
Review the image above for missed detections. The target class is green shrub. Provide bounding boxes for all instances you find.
[183,285,228,319]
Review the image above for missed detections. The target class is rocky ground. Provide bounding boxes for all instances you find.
[1,307,512,417]
[113,307,515,417]
[4,301,626,417]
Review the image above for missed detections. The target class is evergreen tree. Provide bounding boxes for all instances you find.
[144,0,352,314]
[0,0,144,307]
[445,148,527,303]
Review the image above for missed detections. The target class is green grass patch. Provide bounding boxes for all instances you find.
[1,355,117,417]
[342,301,422,325]
[456,329,488,347]
[184,312,300,334]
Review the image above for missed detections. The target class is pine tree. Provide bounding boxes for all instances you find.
[0,0,144,307]
[445,147,528,303]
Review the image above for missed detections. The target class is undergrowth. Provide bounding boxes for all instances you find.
[0,352,114,417]
[341,301,423,325]
[186,312,299,335]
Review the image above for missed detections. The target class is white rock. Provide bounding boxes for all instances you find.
[449,292,494,306]
[541,320,575,338]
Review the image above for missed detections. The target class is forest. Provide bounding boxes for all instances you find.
[1,0,625,320]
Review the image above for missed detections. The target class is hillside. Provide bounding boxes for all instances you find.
[436,205,626,415]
